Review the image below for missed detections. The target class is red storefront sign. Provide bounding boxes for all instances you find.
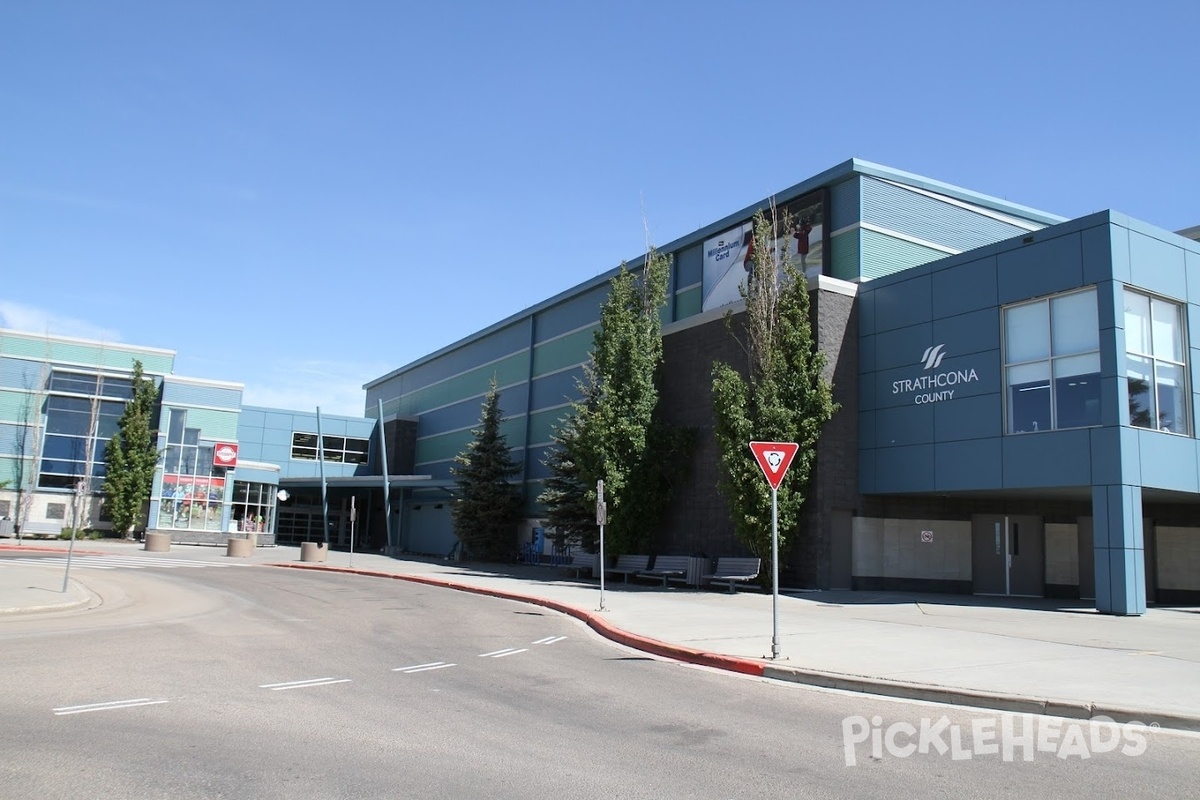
[214,442,239,468]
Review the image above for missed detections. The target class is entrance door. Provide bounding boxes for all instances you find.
[972,514,1044,597]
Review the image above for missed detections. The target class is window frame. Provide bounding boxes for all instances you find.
[1124,288,1191,435]
[1002,286,1102,435]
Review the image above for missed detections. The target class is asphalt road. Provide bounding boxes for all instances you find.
[1,557,1197,799]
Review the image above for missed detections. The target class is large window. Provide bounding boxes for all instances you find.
[156,408,225,531]
[1125,290,1189,434]
[291,432,370,464]
[38,370,130,491]
[1003,288,1101,434]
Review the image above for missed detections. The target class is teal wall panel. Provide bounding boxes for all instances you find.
[860,229,948,280]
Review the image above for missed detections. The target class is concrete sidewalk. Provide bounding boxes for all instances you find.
[3,539,1198,730]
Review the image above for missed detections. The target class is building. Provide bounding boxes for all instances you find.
[3,159,1198,614]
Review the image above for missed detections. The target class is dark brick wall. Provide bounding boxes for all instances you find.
[797,288,858,587]
[656,285,859,585]
[658,312,749,558]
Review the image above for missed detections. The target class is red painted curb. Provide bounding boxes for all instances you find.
[0,544,109,556]
[267,562,767,679]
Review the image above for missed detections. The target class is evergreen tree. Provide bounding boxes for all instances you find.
[711,207,837,582]
[539,397,599,552]
[103,361,160,537]
[451,378,522,562]
[539,247,691,556]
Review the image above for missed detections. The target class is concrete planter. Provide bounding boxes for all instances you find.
[226,534,257,558]
[144,532,171,553]
[300,541,328,562]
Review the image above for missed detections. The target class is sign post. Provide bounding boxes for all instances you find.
[596,480,607,611]
[349,495,357,568]
[749,441,800,660]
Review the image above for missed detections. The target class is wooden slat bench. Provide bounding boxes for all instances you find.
[605,554,650,583]
[703,557,761,593]
[563,551,598,579]
[636,555,691,587]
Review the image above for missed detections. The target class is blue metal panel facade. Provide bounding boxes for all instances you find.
[859,212,1200,614]
[861,176,1040,252]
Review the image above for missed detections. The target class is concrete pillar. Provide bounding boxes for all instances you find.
[1091,484,1146,615]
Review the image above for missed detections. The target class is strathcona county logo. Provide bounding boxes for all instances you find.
[921,344,947,370]
[892,344,979,404]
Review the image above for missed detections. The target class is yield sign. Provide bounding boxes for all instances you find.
[749,441,799,491]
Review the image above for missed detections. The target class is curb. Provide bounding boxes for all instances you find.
[0,544,109,556]
[268,562,766,678]
[0,597,91,616]
[266,562,1200,733]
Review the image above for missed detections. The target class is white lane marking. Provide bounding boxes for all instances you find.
[53,698,169,715]
[393,662,457,673]
[259,677,352,691]
[479,647,529,658]
[534,636,567,645]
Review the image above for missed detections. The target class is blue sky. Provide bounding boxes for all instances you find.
[2,1,1196,415]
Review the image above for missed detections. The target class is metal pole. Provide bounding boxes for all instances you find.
[62,493,79,593]
[350,496,356,568]
[316,407,329,547]
[597,479,606,612]
[771,486,780,660]
[376,399,392,553]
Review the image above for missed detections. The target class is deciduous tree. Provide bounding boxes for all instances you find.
[711,206,837,582]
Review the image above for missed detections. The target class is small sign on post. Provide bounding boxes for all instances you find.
[748,441,800,661]
[749,441,799,490]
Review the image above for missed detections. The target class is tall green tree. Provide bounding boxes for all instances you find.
[103,360,160,537]
[538,381,599,552]
[539,247,691,555]
[711,206,837,581]
[451,378,522,562]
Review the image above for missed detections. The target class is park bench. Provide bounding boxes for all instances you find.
[605,554,650,583]
[703,557,761,593]
[636,555,691,587]
[564,551,598,579]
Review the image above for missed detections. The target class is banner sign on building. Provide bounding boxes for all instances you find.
[213,442,239,467]
[701,190,826,312]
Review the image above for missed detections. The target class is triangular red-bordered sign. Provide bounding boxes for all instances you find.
[749,441,799,491]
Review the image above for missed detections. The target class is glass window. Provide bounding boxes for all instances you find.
[291,432,370,463]
[1125,290,1189,434]
[1003,288,1101,434]
[1005,301,1050,364]
[1051,291,1100,355]
[168,409,186,444]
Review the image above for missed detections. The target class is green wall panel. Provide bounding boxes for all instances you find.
[830,229,862,281]
[0,334,174,374]
[674,286,702,319]
[414,418,527,465]
[399,353,529,416]
[0,456,26,485]
[527,407,569,447]
[532,327,596,377]
[0,390,39,424]
[522,479,546,516]
[861,228,949,280]
[184,408,240,441]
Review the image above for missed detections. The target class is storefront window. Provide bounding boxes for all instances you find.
[1003,288,1100,434]
[156,408,226,531]
[1125,290,1189,434]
